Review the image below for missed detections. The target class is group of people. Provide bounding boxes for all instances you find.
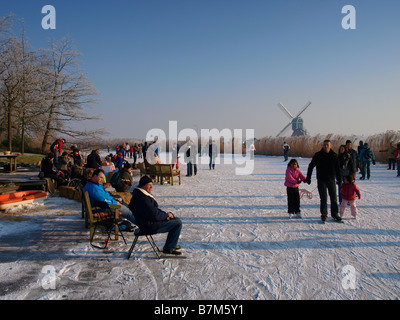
[38,134,400,258]
[40,139,85,187]
[284,139,382,223]
[379,141,400,177]
[114,143,144,167]
[41,138,184,256]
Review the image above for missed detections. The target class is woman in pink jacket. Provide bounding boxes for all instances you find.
[284,159,307,218]
[339,174,361,219]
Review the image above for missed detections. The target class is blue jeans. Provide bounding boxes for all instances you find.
[284,151,289,161]
[361,160,371,179]
[154,218,183,250]
[209,156,215,169]
[119,205,136,225]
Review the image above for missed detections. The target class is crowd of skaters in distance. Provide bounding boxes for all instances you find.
[39,137,221,188]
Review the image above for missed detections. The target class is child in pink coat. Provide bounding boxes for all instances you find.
[284,159,307,218]
[339,174,361,219]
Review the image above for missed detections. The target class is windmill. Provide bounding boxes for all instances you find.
[276,101,312,137]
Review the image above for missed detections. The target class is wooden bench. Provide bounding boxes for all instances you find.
[159,164,181,185]
[82,190,125,247]
[149,164,162,183]
[137,162,149,177]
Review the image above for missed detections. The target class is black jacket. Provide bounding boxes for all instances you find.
[307,149,341,182]
[128,188,169,234]
[86,151,101,169]
[338,151,354,177]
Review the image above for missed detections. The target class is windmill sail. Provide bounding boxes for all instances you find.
[276,101,312,137]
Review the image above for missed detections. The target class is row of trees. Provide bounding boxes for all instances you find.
[0,15,105,154]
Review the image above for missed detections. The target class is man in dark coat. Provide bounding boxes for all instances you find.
[86,149,102,169]
[345,140,358,174]
[128,176,183,255]
[306,140,342,222]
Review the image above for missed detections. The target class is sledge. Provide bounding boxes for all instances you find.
[299,188,313,199]
[0,190,48,210]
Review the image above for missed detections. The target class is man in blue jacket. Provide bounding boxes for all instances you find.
[128,175,183,255]
[83,169,135,224]
[359,143,376,180]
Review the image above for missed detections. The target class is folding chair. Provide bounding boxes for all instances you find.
[127,228,161,259]
[82,191,127,249]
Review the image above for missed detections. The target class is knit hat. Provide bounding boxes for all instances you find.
[124,162,131,169]
[138,175,152,188]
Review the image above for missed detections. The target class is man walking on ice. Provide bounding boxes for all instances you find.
[306,140,343,223]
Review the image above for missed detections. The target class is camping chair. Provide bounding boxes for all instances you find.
[127,228,161,259]
[82,191,127,249]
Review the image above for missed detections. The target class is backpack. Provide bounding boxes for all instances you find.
[110,171,122,188]
[364,148,373,159]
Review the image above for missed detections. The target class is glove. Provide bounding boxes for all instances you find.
[372,160,376,165]
[305,178,311,185]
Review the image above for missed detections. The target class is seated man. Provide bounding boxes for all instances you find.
[40,152,66,187]
[114,162,133,192]
[83,169,135,225]
[128,176,183,255]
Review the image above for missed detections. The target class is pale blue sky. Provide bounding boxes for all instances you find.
[2,0,400,139]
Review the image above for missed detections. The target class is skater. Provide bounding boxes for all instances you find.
[50,138,65,167]
[345,140,358,174]
[284,159,307,218]
[339,174,361,219]
[359,143,375,180]
[184,139,197,176]
[283,142,290,161]
[357,140,364,176]
[395,143,400,177]
[306,140,342,223]
[208,139,217,170]
[379,142,397,171]
[338,144,354,203]
[128,175,183,256]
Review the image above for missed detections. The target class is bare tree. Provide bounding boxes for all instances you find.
[0,36,24,151]
[1,16,106,153]
[39,37,105,153]
[0,15,17,147]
